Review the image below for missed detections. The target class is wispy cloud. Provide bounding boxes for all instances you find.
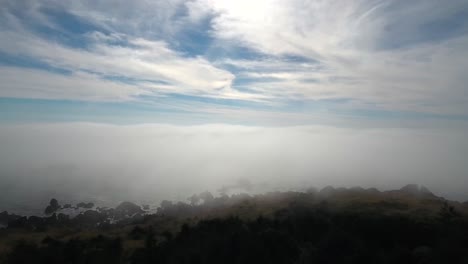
[0,27,253,100]
[0,66,147,101]
[197,0,468,114]
[1,0,468,117]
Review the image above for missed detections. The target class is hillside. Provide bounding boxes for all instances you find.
[1,185,468,264]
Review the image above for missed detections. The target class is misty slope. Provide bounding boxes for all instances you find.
[1,185,468,264]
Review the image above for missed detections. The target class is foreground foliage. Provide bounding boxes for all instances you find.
[1,186,468,263]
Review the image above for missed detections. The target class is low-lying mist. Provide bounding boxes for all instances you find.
[1,123,467,214]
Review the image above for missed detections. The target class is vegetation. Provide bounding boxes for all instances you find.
[1,185,468,264]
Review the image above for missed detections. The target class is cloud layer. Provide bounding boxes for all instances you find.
[1,0,468,116]
[1,123,467,214]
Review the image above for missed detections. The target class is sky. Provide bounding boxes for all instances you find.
[0,0,468,124]
[1,0,468,213]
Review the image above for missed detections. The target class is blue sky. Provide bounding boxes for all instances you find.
[1,0,468,126]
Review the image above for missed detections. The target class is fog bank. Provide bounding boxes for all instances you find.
[1,123,467,214]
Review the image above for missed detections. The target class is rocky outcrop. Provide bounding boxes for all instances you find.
[76,202,94,209]
[115,202,144,216]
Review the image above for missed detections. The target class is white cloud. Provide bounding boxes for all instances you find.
[1,123,468,214]
[193,0,468,114]
[35,0,188,38]
[0,66,148,101]
[1,0,468,114]
[0,1,266,101]
[0,29,244,97]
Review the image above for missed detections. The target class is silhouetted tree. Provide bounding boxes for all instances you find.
[44,198,61,215]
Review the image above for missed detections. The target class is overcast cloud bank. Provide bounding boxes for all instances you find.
[1,123,467,214]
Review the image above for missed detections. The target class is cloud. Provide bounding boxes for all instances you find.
[0,0,187,38]
[194,0,468,114]
[0,29,246,99]
[0,66,148,101]
[1,0,468,115]
[217,36,468,114]
[0,2,263,101]
[1,123,468,214]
